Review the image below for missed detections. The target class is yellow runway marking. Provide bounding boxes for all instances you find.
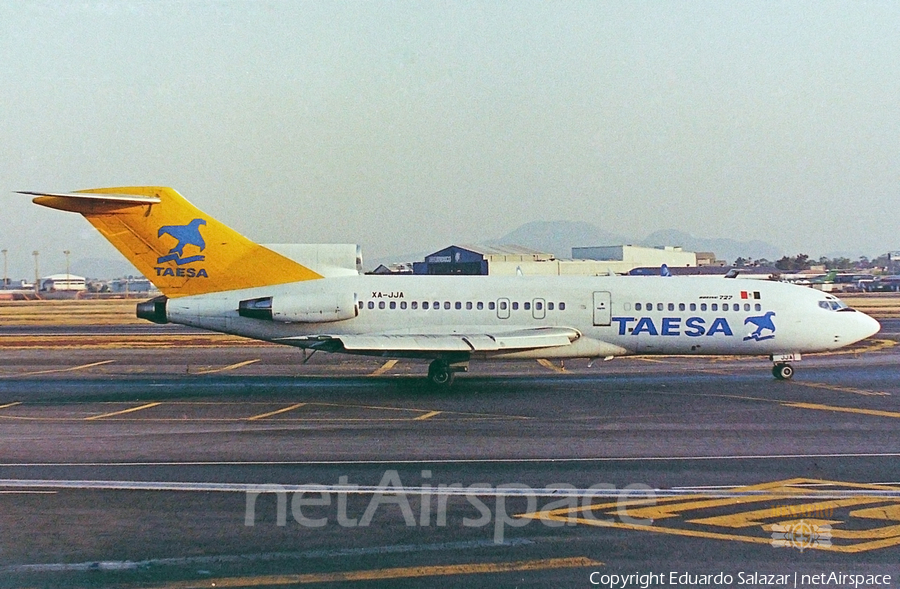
[521,477,900,553]
[0,402,22,410]
[194,359,260,375]
[0,400,529,422]
[782,402,900,420]
[146,557,602,588]
[85,402,162,421]
[369,359,398,376]
[793,381,889,396]
[0,360,114,378]
[414,410,442,420]
[246,403,307,421]
[536,359,567,373]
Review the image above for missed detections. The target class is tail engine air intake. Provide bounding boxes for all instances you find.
[239,293,358,323]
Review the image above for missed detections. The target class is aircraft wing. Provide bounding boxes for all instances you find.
[276,326,580,353]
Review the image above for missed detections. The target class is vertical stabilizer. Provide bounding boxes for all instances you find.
[25,186,323,297]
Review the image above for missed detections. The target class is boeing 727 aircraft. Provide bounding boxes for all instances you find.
[23,187,881,386]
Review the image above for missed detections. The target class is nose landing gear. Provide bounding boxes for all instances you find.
[770,353,800,380]
[772,363,794,380]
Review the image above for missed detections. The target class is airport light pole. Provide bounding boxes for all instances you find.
[63,250,71,291]
[1,249,7,289]
[32,250,39,294]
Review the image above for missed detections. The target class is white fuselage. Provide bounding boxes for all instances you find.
[164,275,881,360]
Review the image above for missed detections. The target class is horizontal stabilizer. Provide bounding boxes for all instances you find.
[19,191,161,205]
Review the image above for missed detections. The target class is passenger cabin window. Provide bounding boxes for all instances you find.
[433,301,439,309]
[743,303,750,311]
[559,302,566,310]
[368,301,374,309]
[390,301,396,309]
[679,303,685,311]
[412,302,418,310]
[477,302,483,310]
[499,301,507,310]
[512,302,519,310]
[379,301,385,309]
[455,302,462,310]
[489,302,496,310]
[657,303,663,311]
[690,303,696,311]
[422,301,429,310]
[700,303,708,311]
[755,303,762,311]
[524,302,531,310]
[444,301,451,310]
[535,301,543,310]
[711,303,718,311]
[400,301,407,310]
[635,303,642,311]
[668,303,675,311]
[466,302,473,310]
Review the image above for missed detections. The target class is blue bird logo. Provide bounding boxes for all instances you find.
[157,218,207,265]
[744,311,776,341]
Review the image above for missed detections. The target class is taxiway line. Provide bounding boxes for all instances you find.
[4,452,900,468]
[143,557,603,588]
[2,479,900,500]
[414,410,442,420]
[84,402,162,421]
[0,359,114,378]
[246,403,307,421]
[194,359,260,375]
[782,402,900,420]
[791,381,889,396]
[369,359,398,376]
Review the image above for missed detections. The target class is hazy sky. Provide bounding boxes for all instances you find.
[2,1,899,277]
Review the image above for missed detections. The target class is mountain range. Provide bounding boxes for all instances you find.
[486,222,784,265]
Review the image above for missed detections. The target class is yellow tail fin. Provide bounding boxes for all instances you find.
[26,186,322,297]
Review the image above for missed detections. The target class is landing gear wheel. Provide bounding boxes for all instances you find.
[772,363,794,380]
[428,360,454,387]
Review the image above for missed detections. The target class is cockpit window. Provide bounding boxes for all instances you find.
[819,299,849,311]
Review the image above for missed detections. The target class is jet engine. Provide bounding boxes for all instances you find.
[238,293,358,323]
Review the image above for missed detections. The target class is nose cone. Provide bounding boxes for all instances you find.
[850,311,881,344]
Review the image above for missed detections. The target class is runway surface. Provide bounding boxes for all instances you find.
[0,321,899,587]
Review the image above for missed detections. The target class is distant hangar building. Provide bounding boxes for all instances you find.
[413,244,705,276]
[412,245,553,275]
[572,245,697,268]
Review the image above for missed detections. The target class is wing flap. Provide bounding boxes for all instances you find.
[278,327,579,353]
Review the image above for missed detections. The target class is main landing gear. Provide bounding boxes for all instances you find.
[427,359,468,387]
